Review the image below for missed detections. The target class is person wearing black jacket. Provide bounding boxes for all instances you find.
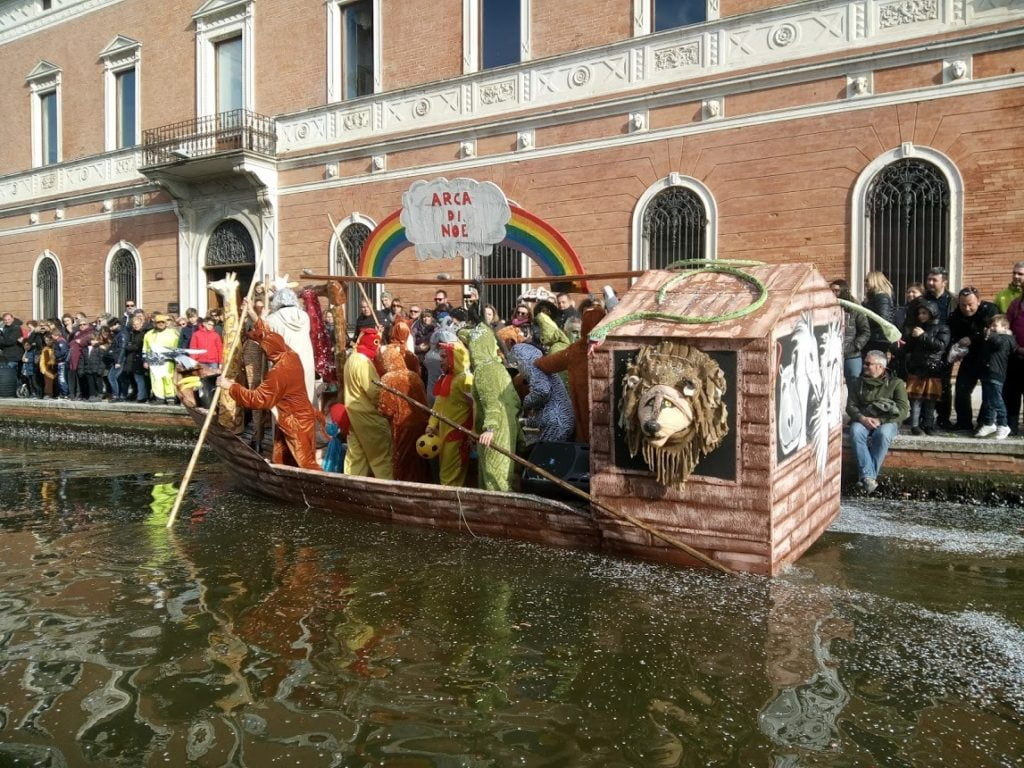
[903,300,951,435]
[948,287,998,431]
[0,313,23,369]
[975,315,1017,439]
[121,312,149,402]
[914,267,957,427]
[106,317,128,401]
[863,271,895,355]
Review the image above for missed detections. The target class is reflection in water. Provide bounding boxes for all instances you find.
[0,441,1021,766]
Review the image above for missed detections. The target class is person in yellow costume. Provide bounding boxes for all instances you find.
[343,328,393,479]
[427,341,474,487]
[142,314,180,403]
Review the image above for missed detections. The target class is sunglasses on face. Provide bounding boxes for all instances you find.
[516,310,530,317]
[434,297,445,302]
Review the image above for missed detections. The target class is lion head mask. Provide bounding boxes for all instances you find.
[619,341,729,488]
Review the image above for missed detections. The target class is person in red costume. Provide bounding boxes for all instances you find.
[377,344,431,483]
[216,320,320,470]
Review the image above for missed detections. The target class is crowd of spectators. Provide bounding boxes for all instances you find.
[833,261,1023,493]
[0,301,225,405]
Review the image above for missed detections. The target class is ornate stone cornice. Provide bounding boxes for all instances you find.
[275,0,1021,154]
[0,0,128,45]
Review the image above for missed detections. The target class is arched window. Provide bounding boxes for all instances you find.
[34,252,61,319]
[866,159,950,300]
[476,244,526,324]
[205,219,256,303]
[851,145,963,297]
[106,244,139,314]
[632,176,717,270]
[333,218,374,332]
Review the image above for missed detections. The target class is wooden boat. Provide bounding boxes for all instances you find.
[186,403,604,553]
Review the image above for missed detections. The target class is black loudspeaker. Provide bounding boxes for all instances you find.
[522,441,590,498]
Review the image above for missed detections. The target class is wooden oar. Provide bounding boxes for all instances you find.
[373,379,734,575]
[167,267,265,528]
[327,213,384,334]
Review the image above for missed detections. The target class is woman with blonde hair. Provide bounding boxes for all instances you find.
[863,270,895,355]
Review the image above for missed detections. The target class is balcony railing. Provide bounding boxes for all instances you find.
[142,109,276,166]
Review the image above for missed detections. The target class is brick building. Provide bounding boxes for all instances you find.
[1,0,1023,323]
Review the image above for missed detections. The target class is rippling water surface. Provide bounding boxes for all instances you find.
[0,438,1021,767]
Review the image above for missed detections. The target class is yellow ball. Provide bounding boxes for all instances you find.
[416,433,441,459]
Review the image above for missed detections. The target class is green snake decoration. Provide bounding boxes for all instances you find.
[588,259,770,343]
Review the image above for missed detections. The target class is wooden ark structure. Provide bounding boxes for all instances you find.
[588,264,844,575]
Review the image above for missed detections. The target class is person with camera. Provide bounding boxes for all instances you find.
[846,350,910,494]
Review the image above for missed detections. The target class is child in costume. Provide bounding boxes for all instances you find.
[343,328,393,478]
[427,341,474,487]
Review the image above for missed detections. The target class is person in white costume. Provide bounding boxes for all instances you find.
[264,276,316,405]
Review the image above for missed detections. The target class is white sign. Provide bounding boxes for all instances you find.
[400,178,511,261]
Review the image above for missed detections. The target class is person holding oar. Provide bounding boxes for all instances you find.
[216,321,320,470]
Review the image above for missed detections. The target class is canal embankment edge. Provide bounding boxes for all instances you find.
[1,398,1020,504]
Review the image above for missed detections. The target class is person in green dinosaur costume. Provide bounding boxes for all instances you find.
[459,323,523,492]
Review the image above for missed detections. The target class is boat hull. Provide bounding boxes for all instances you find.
[191,407,602,552]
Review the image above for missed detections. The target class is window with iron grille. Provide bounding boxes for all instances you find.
[866,158,949,300]
[206,220,255,267]
[36,256,59,320]
[335,222,373,332]
[477,245,525,324]
[640,186,707,269]
[108,249,137,315]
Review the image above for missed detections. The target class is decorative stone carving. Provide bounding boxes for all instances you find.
[28,212,38,225]
[569,65,591,88]
[847,74,872,97]
[133,194,143,207]
[629,111,646,132]
[343,111,369,131]
[654,43,699,71]
[371,155,386,172]
[325,163,338,178]
[54,208,64,220]
[947,59,969,81]
[517,130,534,151]
[102,199,113,212]
[702,98,722,120]
[413,98,431,118]
[480,80,515,105]
[769,22,799,48]
[878,0,938,29]
[460,140,476,158]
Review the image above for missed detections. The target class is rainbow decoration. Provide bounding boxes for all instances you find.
[357,204,588,290]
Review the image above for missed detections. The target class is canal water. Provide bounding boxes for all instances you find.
[0,439,1021,767]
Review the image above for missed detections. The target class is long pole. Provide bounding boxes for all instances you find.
[374,379,734,575]
[167,264,266,528]
[327,214,383,333]
[299,270,644,286]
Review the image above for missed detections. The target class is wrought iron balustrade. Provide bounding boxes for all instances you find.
[142,109,276,166]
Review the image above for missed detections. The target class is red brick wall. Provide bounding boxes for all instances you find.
[532,0,631,59]
[383,0,463,91]
[0,208,179,319]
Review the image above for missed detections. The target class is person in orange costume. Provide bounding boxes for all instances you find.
[217,320,320,470]
[387,316,421,374]
[377,345,431,483]
[534,306,605,443]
